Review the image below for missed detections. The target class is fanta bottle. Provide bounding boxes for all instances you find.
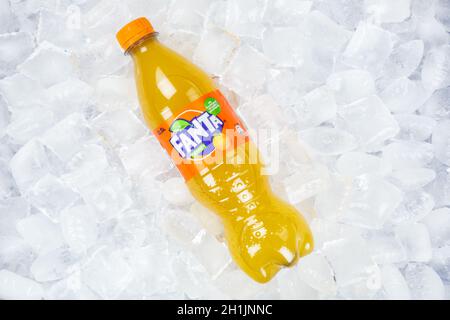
[116,18,313,283]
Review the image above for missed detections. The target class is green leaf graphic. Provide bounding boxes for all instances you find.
[204,97,221,115]
[169,119,191,132]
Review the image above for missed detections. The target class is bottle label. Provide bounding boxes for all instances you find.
[153,90,249,181]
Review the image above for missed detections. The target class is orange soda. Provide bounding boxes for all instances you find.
[116,18,313,283]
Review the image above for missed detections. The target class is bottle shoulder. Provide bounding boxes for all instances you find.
[133,41,214,89]
[132,41,216,129]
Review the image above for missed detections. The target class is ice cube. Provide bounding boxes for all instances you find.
[0,160,18,199]
[266,69,312,107]
[0,235,34,276]
[46,275,99,300]
[338,267,382,299]
[135,172,165,211]
[18,42,76,88]
[167,0,210,34]
[122,244,178,299]
[161,208,203,245]
[326,70,376,105]
[238,94,288,134]
[382,40,424,79]
[0,137,15,164]
[30,247,79,282]
[389,168,436,191]
[395,222,432,262]
[204,0,228,29]
[0,0,18,34]
[60,204,98,253]
[0,97,9,139]
[336,152,391,177]
[337,95,399,150]
[263,0,312,26]
[432,120,450,166]
[62,144,109,190]
[365,0,411,23]
[92,109,147,147]
[435,0,450,32]
[297,252,337,295]
[40,113,97,162]
[262,27,306,67]
[422,208,450,247]
[162,177,195,206]
[0,73,44,108]
[163,30,200,61]
[94,75,137,112]
[78,172,133,221]
[274,12,351,83]
[6,106,55,145]
[380,78,429,114]
[10,139,62,193]
[0,270,44,300]
[77,34,128,80]
[382,141,434,169]
[277,268,318,299]
[421,87,450,120]
[425,164,450,207]
[342,22,394,75]
[421,45,450,91]
[0,197,29,237]
[119,136,173,179]
[44,78,94,118]
[313,0,364,30]
[193,27,240,76]
[171,253,224,299]
[282,163,330,204]
[294,86,337,129]
[411,0,435,18]
[81,247,133,299]
[9,0,60,18]
[190,202,224,240]
[27,174,79,223]
[323,235,377,287]
[416,11,450,47]
[391,190,434,223]
[16,213,64,254]
[37,9,86,49]
[300,11,353,77]
[113,210,147,248]
[127,0,170,28]
[394,114,436,141]
[310,218,363,250]
[431,246,450,281]
[82,0,131,39]
[299,127,358,156]
[222,45,268,97]
[0,32,34,77]
[315,175,403,229]
[213,264,267,299]
[225,0,268,38]
[348,175,404,228]
[305,10,353,51]
[403,263,445,300]
[365,231,407,264]
[190,229,231,278]
[380,265,411,300]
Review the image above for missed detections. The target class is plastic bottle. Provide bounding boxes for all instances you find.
[116,17,313,283]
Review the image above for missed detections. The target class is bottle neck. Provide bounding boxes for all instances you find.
[126,33,159,57]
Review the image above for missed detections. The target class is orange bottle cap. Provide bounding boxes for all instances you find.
[116,17,156,51]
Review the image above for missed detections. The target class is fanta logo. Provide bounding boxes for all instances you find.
[169,111,224,159]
